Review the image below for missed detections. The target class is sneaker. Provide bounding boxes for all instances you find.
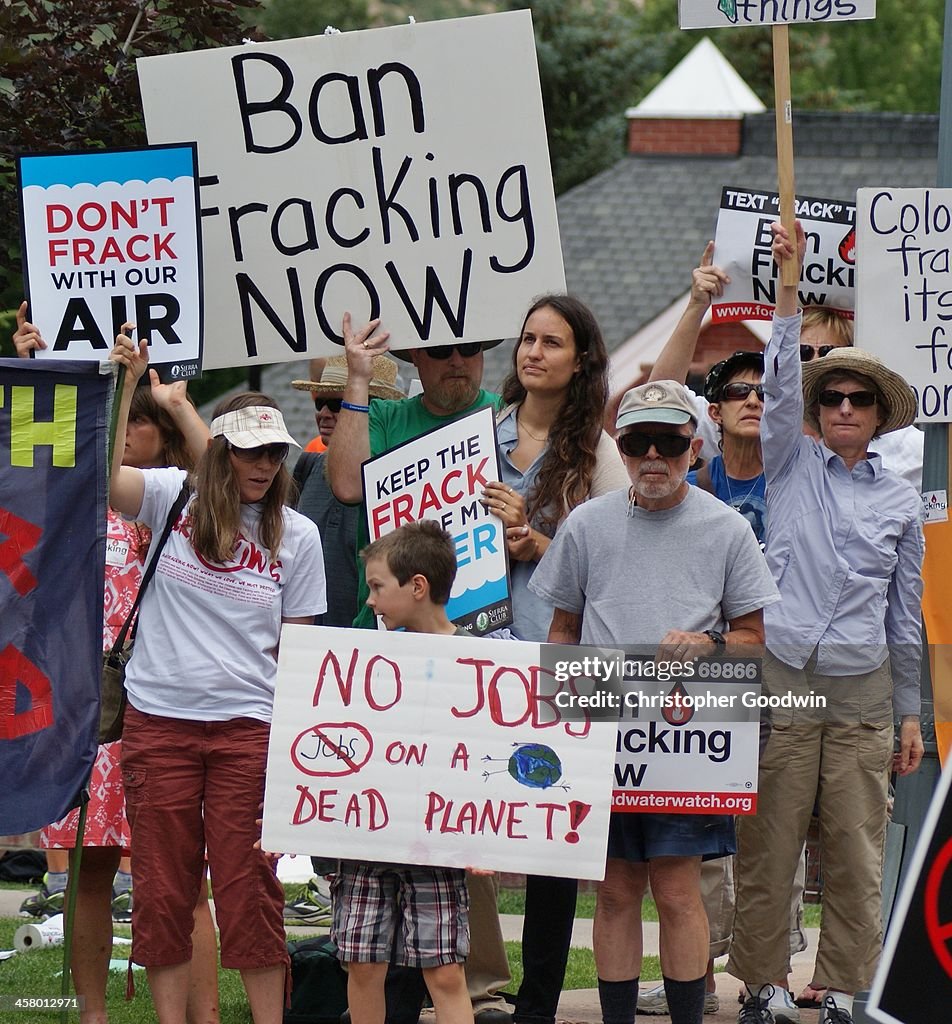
[111,888,133,924]
[18,878,65,919]
[820,997,853,1024]
[738,986,775,1024]
[766,987,800,1024]
[637,982,719,1015]
[284,877,332,926]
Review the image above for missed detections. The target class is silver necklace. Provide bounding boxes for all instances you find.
[724,470,763,510]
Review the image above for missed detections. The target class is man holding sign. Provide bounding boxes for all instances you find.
[529,380,779,1024]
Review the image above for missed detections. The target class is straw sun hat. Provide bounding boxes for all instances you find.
[800,347,917,435]
[291,355,406,401]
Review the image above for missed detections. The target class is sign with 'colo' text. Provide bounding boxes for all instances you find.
[856,188,952,423]
[137,12,565,369]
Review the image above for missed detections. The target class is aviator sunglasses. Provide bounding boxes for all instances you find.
[228,442,290,464]
[617,433,693,458]
[817,389,878,409]
[720,381,765,402]
[800,344,836,361]
[424,343,482,360]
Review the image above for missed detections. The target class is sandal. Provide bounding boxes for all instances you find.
[795,984,828,1009]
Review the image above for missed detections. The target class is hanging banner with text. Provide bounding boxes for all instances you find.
[868,759,952,1024]
[0,359,108,834]
[678,0,875,30]
[137,11,565,370]
[855,188,952,423]
[262,626,616,878]
[711,186,855,322]
[362,406,512,635]
[17,146,203,380]
[611,655,762,815]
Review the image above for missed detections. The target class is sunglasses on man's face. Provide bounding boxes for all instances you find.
[423,343,482,360]
[314,397,343,413]
[229,442,290,464]
[817,389,878,409]
[617,432,693,458]
[800,344,836,361]
[720,381,765,402]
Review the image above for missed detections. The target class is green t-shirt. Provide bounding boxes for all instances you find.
[352,389,502,628]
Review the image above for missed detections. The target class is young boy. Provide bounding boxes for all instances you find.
[333,521,474,1024]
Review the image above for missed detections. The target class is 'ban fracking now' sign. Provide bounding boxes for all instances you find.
[856,188,952,423]
[262,626,616,879]
[17,146,203,380]
[137,12,565,370]
[678,0,875,30]
[712,186,856,322]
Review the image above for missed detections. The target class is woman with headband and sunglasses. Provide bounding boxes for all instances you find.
[730,222,925,1024]
[481,295,628,1024]
[109,333,326,1024]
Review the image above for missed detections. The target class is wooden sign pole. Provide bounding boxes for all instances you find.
[772,24,799,286]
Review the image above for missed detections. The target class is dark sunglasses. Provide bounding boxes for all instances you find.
[617,432,693,458]
[424,343,482,360]
[800,344,836,361]
[228,442,289,464]
[314,397,343,413]
[817,389,878,409]
[720,381,765,402]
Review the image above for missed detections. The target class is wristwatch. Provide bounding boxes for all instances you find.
[704,629,726,652]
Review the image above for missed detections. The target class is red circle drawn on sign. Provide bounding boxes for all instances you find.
[924,834,952,980]
[291,722,373,777]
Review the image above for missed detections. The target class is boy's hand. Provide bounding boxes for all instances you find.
[465,866,495,877]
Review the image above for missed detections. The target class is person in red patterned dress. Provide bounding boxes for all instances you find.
[13,305,216,1024]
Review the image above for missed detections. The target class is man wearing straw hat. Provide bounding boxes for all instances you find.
[730,223,925,1024]
[291,355,406,629]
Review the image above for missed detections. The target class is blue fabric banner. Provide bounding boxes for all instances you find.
[0,358,109,834]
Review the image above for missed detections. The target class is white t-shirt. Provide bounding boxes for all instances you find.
[126,468,327,722]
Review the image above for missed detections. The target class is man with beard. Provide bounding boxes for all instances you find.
[529,380,779,1024]
[326,313,511,1024]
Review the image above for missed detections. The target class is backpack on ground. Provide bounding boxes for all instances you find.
[284,935,349,1024]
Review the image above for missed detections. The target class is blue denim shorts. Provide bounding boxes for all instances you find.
[606,811,736,862]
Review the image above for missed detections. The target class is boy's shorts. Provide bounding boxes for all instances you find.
[331,862,470,968]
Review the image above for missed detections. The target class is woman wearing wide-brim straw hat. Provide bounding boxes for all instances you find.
[730,220,925,1024]
[291,353,405,402]
[799,345,917,436]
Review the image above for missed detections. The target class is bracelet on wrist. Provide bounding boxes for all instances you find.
[341,400,370,413]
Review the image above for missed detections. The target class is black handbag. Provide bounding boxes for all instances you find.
[99,483,190,743]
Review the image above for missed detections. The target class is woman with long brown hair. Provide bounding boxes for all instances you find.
[482,294,627,1024]
[109,334,326,1024]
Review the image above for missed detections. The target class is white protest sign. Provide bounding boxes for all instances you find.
[678,0,875,30]
[362,406,512,635]
[137,12,565,370]
[262,626,616,879]
[612,656,762,815]
[855,188,952,422]
[18,146,202,379]
[711,186,855,323]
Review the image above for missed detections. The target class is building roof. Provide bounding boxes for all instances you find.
[626,37,766,119]
[548,111,938,369]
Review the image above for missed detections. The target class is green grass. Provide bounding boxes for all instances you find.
[504,941,661,989]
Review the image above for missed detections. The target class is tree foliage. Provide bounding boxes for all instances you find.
[0,0,263,313]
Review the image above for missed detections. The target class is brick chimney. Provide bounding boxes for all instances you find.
[626,37,765,157]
